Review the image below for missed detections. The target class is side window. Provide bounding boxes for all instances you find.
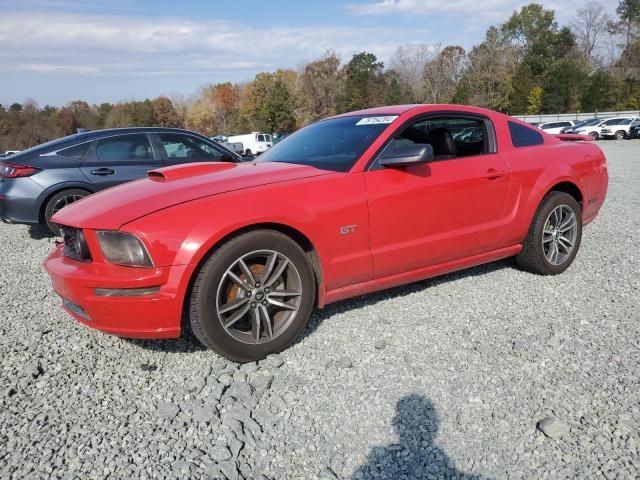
[58,142,91,160]
[393,116,491,161]
[96,134,153,162]
[257,134,266,142]
[158,133,223,161]
[508,121,544,147]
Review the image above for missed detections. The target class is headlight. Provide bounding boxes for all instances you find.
[96,231,154,267]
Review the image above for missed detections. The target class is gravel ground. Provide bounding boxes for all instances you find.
[1,140,639,480]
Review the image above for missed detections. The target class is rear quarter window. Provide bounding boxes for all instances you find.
[58,142,91,159]
[508,121,544,147]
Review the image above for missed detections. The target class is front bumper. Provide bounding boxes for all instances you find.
[44,245,188,338]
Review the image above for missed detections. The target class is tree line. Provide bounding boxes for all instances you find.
[2,1,640,152]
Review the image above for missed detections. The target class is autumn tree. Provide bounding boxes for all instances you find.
[153,96,183,128]
[295,52,342,126]
[462,27,516,111]
[212,83,240,132]
[423,45,466,103]
[527,86,543,114]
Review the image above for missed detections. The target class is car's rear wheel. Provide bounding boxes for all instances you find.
[189,230,316,362]
[615,130,626,140]
[516,191,582,275]
[44,189,90,235]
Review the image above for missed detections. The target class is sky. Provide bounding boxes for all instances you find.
[0,0,611,106]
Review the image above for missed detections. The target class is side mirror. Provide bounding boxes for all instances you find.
[379,141,434,168]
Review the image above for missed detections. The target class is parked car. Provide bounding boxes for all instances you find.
[628,119,640,139]
[572,118,613,139]
[212,137,244,155]
[45,104,608,362]
[560,119,598,134]
[227,132,273,155]
[599,117,639,139]
[537,121,575,134]
[0,127,242,235]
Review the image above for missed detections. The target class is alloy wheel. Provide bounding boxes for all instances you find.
[542,205,578,266]
[51,194,85,215]
[216,250,303,345]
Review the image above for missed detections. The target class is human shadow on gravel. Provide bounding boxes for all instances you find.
[352,394,483,480]
[301,258,512,342]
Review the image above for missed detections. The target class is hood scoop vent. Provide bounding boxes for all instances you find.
[148,162,236,181]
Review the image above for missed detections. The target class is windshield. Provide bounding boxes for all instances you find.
[258,115,395,172]
[579,119,603,127]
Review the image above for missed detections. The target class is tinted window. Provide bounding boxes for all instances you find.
[508,121,544,147]
[159,133,223,161]
[541,123,560,129]
[96,134,153,161]
[389,116,490,161]
[58,142,90,159]
[258,115,393,172]
[257,134,266,142]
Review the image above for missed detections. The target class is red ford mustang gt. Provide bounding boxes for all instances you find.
[45,105,608,362]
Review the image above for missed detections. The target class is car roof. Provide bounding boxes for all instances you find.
[82,127,206,140]
[332,104,511,120]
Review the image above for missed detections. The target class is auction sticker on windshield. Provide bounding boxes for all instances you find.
[355,116,398,126]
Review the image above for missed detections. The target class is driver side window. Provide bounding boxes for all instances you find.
[393,116,491,161]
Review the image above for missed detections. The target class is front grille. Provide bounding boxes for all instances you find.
[60,226,92,262]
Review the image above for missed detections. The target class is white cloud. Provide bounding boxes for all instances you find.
[0,11,433,78]
[345,0,603,23]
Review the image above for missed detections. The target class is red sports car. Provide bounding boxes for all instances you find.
[45,105,608,362]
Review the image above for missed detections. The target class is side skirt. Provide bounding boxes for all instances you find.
[318,244,522,308]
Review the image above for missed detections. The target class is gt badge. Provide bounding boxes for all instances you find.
[340,225,357,235]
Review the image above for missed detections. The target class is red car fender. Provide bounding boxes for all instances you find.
[502,165,587,246]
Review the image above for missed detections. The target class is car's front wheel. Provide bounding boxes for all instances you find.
[589,131,599,140]
[189,230,316,362]
[516,191,582,275]
[44,189,90,235]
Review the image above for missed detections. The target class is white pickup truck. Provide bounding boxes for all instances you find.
[227,132,273,155]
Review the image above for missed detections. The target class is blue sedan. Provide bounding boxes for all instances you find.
[0,127,242,234]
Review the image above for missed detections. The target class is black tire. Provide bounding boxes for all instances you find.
[615,130,626,140]
[44,189,90,235]
[189,230,316,362]
[589,131,599,140]
[516,191,582,275]
[245,149,252,156]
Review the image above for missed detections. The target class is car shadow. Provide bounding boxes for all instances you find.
[124,329,207,353]
[28,224,54,240]
[127,258,512,355]
[352,394,484,479]
[300,258,513,342]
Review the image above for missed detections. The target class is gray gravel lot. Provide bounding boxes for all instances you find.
[1,140,639,479]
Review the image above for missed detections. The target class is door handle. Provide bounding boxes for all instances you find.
[483,169,506,180]
[90,168,115,176]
